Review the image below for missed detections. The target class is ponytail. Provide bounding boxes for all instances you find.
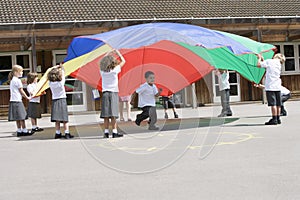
[8,71,14,81]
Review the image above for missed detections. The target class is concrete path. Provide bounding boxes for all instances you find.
[0,101,299,200]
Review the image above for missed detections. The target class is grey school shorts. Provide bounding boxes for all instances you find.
[100,91,119,118]
[266,91,282,106]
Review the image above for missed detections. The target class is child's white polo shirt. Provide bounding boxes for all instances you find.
[260,59,281,91]
[10,76,22,102]
[136,82,158,108]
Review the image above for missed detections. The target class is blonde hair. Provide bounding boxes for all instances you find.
[100,55,118,72]
[8,65,23,81]
[273,53,286,64]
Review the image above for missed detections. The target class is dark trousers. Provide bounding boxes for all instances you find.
[281,93,291,113]
[220,89,232,115]
[136,106,157,127]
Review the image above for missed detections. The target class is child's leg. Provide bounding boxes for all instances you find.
[31,118,37,128]
[111,117,123,137]
[63,121,69,133]
[104,118,109,129]
[164,108,168,119]
[136,106,150,125]
[111,117,117,133]
[168,99,178,118]
[172,107,179,118]
[271,106,277,116]
[225,89,232,115]
[16,120,21,132]
[275,91,281,122]
[63,121,73,139]
[55,121,61,133]
[119,102,124,121]
[149,107,157,127]
[126,101,132,120]
[163,98,168,119]
[103,118,110,133]
[20,120,26,129]
[220,90,226,114]
[276,106,281,115]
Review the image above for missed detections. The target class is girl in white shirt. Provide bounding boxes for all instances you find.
[8,65,31,137]
[27,72,44,133]
[100,50,125,138]
[48,64,73,139]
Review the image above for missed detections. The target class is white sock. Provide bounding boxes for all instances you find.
[65,130,70,134]
[104,129,109,133]
[32,125,37,129]
[112,129,118,134]
[17,128,22,132]
[22,128,28,132]
[55,130,61,134]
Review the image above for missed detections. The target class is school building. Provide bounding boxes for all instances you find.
[0,0,300,115]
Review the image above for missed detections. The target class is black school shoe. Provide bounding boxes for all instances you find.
[54,133,62,139]
[265,118,278,125]
[135,120,141,126]
[32,127,44,132]
[17,132,23,137]
[174,113,179,118]
[112,133,123,138]
[103,133,109,138]
[17,131,34,137]
[64,133,74,139]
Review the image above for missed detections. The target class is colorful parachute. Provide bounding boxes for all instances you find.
[33,23,276,97]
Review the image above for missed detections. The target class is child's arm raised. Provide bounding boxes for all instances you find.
[115,49,126,67]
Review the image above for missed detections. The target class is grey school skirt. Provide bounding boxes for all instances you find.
[8,101,28,121]
[51,98,69,122]
[100,91,119,118]
[27,102,42,119]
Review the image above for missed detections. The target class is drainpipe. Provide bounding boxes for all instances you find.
[31,32,37,72]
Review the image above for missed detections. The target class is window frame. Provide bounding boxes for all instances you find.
[0,51,32,90]
[273,42,300,75]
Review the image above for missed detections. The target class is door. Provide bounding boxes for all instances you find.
[212,71,240,103]
[52,50,87,112]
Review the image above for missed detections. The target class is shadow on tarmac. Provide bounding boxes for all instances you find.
[14,117,240,141]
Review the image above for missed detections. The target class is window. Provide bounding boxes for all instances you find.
[0,52,31,89]
[273,43,300,74]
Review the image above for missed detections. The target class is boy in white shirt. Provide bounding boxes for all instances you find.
[257,53,285,125]
[135,71,161,130]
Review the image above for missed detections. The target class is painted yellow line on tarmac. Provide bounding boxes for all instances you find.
[89,132,262,152]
